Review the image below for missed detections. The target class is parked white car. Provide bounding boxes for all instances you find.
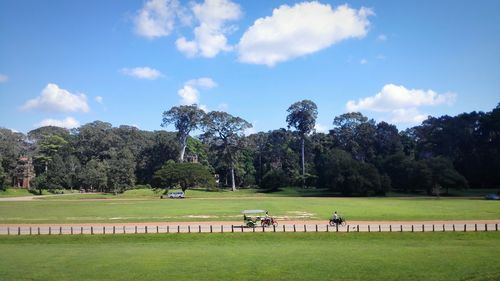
[161,191,185,199]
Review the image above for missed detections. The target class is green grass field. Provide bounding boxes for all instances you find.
[0,190,499,223]
[0,232,499,281]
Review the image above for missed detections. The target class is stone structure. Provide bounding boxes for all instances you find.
[15,156,35,189]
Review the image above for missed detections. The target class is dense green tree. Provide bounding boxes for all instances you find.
[286,100,318,186]
[162,105,205,162]
[152,161,215,191]
[107,148,136,194]
[202,111,251,191]
[79,159,108,191]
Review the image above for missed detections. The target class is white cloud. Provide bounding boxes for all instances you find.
[121,67,162,80]
[346,84,456,112]
[377,34,387,41]
[35,117,80,129]
[176,0,242,58]
[134,0,184,38]
[177,77,217,107]
[186,77,217,88]
[346,84,456,125]
[217,103,228,110]
[0,74,8,83]
[238,2,373,66]
[314,123,328,133]
[360,58,368,64]
[390,108,428,124]
[95,96,103,104]
[244,121,257,136]
[178,85,200,105]
[21,83,89,113]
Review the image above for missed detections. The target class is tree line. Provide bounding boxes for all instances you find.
[0,101,499,196]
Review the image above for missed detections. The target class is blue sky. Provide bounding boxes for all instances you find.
[1,0,499,134]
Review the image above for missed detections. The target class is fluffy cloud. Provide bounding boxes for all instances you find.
[238,2,373,66]
[121,67,163,80]
[178,85,200,105]
[346,84,456,112]
[178,77,217,106]
[21,83,89,113]
[35,117,80,129]
[95,96,103,104]
[314,123,328,133]
[186,77,217,88]
[134,0,184,38]
[0,74,8,83]
[176,0,241,58]
[346,84,456,124]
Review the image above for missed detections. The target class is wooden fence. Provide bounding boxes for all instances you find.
[0,223,498,235]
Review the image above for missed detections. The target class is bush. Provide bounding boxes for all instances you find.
[260,169,288,190]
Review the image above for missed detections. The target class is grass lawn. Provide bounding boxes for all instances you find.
[0,188,36,198]
[0,232,498,281]
[0,192,499,223]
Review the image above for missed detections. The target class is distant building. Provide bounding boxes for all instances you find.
[185,154,198,163]
[14,156,35,189]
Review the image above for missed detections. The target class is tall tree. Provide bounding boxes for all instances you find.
[161,105,205,162]
[286,100,318,187]
[202,111,251,191]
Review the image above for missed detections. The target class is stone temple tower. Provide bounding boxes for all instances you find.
[15,156,35,189]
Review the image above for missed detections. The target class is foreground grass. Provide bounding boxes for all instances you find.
[0,232,498,281]
[1,194,499,223]
[0,188,37,198]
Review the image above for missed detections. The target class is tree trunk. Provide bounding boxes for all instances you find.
[179,136,187,162]
[301,137,305,187]
[231,164,236,192]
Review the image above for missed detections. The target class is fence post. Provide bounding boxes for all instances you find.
[283,225,285,232]
[496,224,498,231]
[379,225,381,232]
[389,225,392,232]
[113,226,115,234]
[336,224,338,232]
[241,226,243,233]
[157,226,159,233]
[81,226,84,234]
[210,225,212,233]
[293,224,296,232]
[221,225,223,233]
[442,224,445,232]
[475,224,477,232]
[167,225,170,233]
[18,227,21,235]
[135,226,137,234]
[38,227,40,235]
[400,225,402,232]
[357,225,359,232]
[347,225,350,233]
[30,227,32,235]
[422,224,425,232]
[368,225,371,232]
[103,226,105,235]
[253,226,255,232]
[432,225,435,232]
[304,225,307,232]
[123,226,125,234]
[188,226,191,233]
[273,225,276,232]
[49,227,52,235]
[411,225,414,232]
[231,225,234,233]
[71,227,73,235]
[485,224,488,232]
[178,225,181,233]
[145,226,148,234]
[91,226,93,235]
[326,225,329,232]
[463,224,465,232]
[315,224,318,232]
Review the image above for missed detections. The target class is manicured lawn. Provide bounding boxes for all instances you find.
[0,188,36,198]
[0,232,498,281]
[0,195,499,223]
